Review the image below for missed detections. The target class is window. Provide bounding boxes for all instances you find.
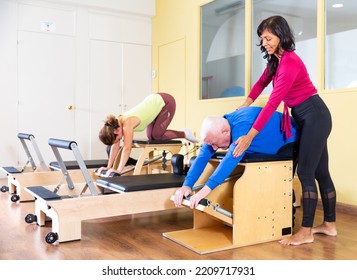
[200,0,356,100]
[325,0,357,89]
[252,0,317,94]
[200,0,245,100]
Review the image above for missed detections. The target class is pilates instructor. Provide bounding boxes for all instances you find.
[233,15,336,246]
[98,92,198,176]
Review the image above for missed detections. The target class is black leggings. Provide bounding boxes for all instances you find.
[291,95,336,227]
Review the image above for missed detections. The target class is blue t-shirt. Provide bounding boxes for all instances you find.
[183,106,299,190]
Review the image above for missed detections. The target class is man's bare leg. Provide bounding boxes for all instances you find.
[279,227,314,246]
[312,221,337,236]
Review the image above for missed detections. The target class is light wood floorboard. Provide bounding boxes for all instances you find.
[0,178,356,260]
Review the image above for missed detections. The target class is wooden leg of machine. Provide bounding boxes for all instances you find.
[25,186,178,243]
[133,144,182,175]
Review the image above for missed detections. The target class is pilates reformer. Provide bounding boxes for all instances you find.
[0,133,48,182]
[24,139,187,244]
[0,133,109,202]
[6,136,182,203]
[163,143,299,254]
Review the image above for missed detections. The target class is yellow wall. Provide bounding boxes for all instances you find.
[152,0,357,206]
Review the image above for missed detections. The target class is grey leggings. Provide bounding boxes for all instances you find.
[291,94,336,227]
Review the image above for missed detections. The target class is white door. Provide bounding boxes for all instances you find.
[158,39,186,130]
[89,41,152,159]
[122,44,152,111]
[89,40,123,159]
[17,31,76,163]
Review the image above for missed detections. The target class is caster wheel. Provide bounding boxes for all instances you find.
[11,194,20,202]
[25,214,37,224]
[1,185,8,192]
[45,232,58,244]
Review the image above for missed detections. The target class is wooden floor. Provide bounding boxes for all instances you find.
[0,178,356,260]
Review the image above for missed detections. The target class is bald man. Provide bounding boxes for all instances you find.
[174,106,300,208]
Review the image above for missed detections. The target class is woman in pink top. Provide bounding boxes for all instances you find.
[233,15,337,245]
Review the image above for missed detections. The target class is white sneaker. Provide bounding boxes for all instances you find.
[184,128,198,143]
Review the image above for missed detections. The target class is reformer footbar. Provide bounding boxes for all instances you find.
[0,133,50,195]
[4,138,103,202]
[47,138,99,195]
[0,133,48,178]
[95,155,163,178]
[0,133,110,202]
[24,143,188,244]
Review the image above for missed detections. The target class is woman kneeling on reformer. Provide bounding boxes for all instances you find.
[98,92,198,177]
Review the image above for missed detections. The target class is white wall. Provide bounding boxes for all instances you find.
[0,0,154,173]
[0,0,20,168]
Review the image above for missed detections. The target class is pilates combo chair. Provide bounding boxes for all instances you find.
[24,138,184,244]
[0,133,108,203]
[163,143,299,254]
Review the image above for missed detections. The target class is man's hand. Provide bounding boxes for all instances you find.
[187,186,211,209]
[174,186,192,207]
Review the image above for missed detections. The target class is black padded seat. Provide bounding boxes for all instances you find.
[212,142,298,163]
[2,166,22,174]
[97,173,186,193]
[212,151,293,162]
[132,139,182,145]
[49,159,108,170]
[26,186,61,200]
[241,153,293,163]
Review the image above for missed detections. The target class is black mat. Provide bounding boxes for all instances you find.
[97,173,185,193]
[26,186,61,200]
[2,166,22,174]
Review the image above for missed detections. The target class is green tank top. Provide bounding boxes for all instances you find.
[120,94,165,131]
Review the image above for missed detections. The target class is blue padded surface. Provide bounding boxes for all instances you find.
[97,173,185,193]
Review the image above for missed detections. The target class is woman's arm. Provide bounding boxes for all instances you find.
[116,116,140,173]
[237,97,254,110]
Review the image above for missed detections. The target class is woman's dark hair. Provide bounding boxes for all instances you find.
[257,15,295,77]
[98,114,120,146]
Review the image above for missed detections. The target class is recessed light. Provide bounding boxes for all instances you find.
[332,3,344,8]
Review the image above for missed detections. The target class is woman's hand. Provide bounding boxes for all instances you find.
[96,166,109,175]
[236,97,253,110]
[233,135,252,158]
[233,128,258,158]
[101,168,120,177]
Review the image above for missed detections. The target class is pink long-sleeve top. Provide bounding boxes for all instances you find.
[249,51,317,137]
